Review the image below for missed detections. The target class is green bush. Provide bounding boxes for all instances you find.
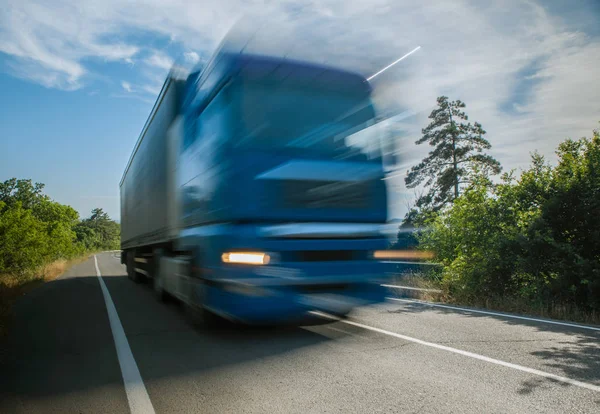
[0,179,120,278]
[417,128,600,313]
[0,201,51,275]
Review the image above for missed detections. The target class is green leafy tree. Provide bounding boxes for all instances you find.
[539,130,600,309]
[0,201,49,275]
[0,178,48,210]
[405,96,502,212]
[76,208,120,251]
[418,126,600,315]
[0,178,84,275]
[90,207,110,221]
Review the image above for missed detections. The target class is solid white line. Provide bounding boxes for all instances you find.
[388,297,600,332]
[313,312,600,393]
[94,255,156,414]
[382,284,442,293]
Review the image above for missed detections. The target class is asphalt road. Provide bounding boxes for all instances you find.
[1,252,599,413]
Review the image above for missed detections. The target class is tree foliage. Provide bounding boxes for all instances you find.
[0,178,120,277]
[417,127,600,313]
[405,96,501,212]
[74,208,120,251]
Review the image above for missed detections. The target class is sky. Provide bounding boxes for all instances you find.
[0,0,599,221]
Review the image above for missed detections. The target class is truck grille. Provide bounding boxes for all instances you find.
[281,180,370,209]
[296,283,350,294]
[282,250,368,262]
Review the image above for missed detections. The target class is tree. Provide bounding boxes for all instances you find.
[405,96,502,212]
[0,178,121,277]
[0,201,49,275]
[90,207,109,221]
[0,178,48,210]
[76,208,120,250]
[0,178,80,275]
[417,126,600,314]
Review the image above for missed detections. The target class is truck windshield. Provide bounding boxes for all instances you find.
[234,79,381,160]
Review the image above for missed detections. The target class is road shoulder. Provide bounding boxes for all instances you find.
[0,257,129,414]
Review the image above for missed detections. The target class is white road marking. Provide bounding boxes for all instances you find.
[325,325,369,340]
[382,284,443,293]
[388,297,600,332]
[94,255,156,414]
[313,312,600,393]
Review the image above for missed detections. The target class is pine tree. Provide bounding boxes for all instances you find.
[405,96,501,211]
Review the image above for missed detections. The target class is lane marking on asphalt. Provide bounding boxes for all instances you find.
[94,255,156,414]
[388,297,600,332]
[325,325,369,340]
[313,312,600,393]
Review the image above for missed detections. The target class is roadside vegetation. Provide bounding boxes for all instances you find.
[398,97,600,324]
[0,178,120,336]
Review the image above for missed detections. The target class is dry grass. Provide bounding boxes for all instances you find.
[392,273,446,302]
[0,255,90,337]
[391,273,600,326]
[463,296,600,326]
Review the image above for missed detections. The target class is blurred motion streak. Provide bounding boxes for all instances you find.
[373,250,435,261]
[118,23,425,326]
[367,46,421,81]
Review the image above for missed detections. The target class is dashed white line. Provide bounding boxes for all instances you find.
[313,312,600,393]
[388,297,600,332]
[94,255,155,414]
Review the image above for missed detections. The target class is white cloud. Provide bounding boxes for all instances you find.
[144,50,173,70]
[0,0,140,89]
[121,81,132,92]
[184,51,200,63]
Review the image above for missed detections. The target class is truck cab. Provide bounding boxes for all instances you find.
[121,51,425,326]
[173,54,394,323]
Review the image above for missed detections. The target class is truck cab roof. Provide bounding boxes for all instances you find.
[187,52,373,111]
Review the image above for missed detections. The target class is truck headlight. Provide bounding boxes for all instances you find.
[221,252,271,265]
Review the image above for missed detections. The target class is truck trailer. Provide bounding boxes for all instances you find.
[120,50,422,325]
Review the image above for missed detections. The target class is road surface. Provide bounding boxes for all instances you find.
[1,252,599,413]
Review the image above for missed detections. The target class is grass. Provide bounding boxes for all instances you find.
[393,273,600,326]
[392,272,446,302]
[457,296,600,326]
[0,255,91,338]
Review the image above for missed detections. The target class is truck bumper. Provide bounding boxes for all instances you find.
[205,282,387,325]
[200,261,401,325]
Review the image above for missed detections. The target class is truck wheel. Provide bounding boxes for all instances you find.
[185,282,221,329]
[185,303,220,328]
[153,269,168,302]
[152,249,168,302]
[126,251,142,283]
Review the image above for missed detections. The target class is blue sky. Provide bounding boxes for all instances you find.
[1,0,599,220]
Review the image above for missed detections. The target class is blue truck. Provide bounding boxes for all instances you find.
[120,50,423,325]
